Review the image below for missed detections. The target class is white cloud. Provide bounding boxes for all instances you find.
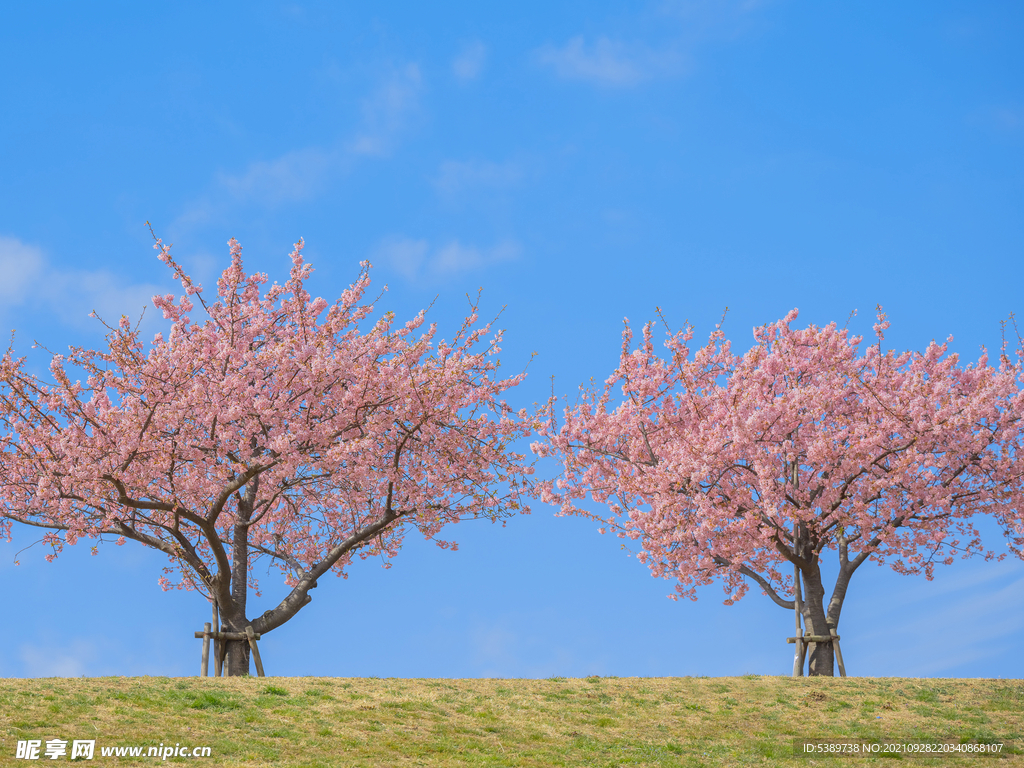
[172,147,342,234]
[991,106,1024,131]
[471,622,519,677]
[536,2,769,88]
[215,147,336,207]
[375,236,429,281]
[434,159,524,196]
[172,64,424,235]
[434,240,518,275]
[348,63,423,157]
[853,561,1024,676]
[374,236,520,282]
[657,0,771,26]
[0,236,45,304]
[20,639,95,677]
[535,36,683,87]
[452,41,487,82]
[41,270,166,333]
[0,234,165,336]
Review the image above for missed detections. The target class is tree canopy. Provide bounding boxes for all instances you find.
[0,237,534,674]
[534,308,1024,675]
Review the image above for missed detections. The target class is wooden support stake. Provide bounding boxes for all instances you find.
[194,630,262,640]
[200,622,211,678]
[245,626,265,678]
[790,475,806,678]
[787,634,840,643]
[829,625,847,678]
[213,598,222,677]
[792,560,804,677]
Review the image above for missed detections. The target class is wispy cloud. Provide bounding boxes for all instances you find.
[172,64,424,235]
[657,0,770,21]
[433,159,524,196]
[19,639,96,677]
[0,234,165,337]
[434,240,519,274]
[348,63,423,157]
[991,106,1024,131]
[376,236,428,281]
[173,147,344,233]
[215,147,336,206]
[174,149,341,233]
[854,561,1024,676]
[374,236,520,282]
[452,41,487,82]
[535,36,684,87]
[43,270,167,333]
[0,235,45,305]
[466,613,607,678]
[470,621,519,677]
[536,1,767,87]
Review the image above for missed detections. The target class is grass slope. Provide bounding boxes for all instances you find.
[1,676,1021,766]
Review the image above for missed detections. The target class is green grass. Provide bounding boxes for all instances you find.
[0,676,1020,766]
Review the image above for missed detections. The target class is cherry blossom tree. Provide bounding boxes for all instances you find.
[0,237,534,675]
[534,308,1024,676]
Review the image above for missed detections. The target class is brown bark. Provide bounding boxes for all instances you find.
[798,560,836,676]
[223,479,256,676]
[787,526,864,677]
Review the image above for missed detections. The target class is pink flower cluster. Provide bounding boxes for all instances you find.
[0,238,534,621]
[534,308,1024,604]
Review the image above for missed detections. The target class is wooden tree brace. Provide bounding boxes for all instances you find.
[785,629,848,678]
[196,626,266,677]
[829,626,847,678]
[194,630,262,641]
[245,626,266,678]
[200,622,212,677]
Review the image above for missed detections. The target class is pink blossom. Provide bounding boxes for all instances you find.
[0,236,535,673]
[534,307,1024,675]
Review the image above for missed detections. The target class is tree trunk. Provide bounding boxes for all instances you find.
[224,487,254,676]
[798,557,836,676]
[224,625,251,676]
[219,590,251,676]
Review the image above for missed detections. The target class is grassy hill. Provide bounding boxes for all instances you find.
[1,676,1021,766]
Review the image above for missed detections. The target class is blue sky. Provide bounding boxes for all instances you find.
[1,1,1022,679]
